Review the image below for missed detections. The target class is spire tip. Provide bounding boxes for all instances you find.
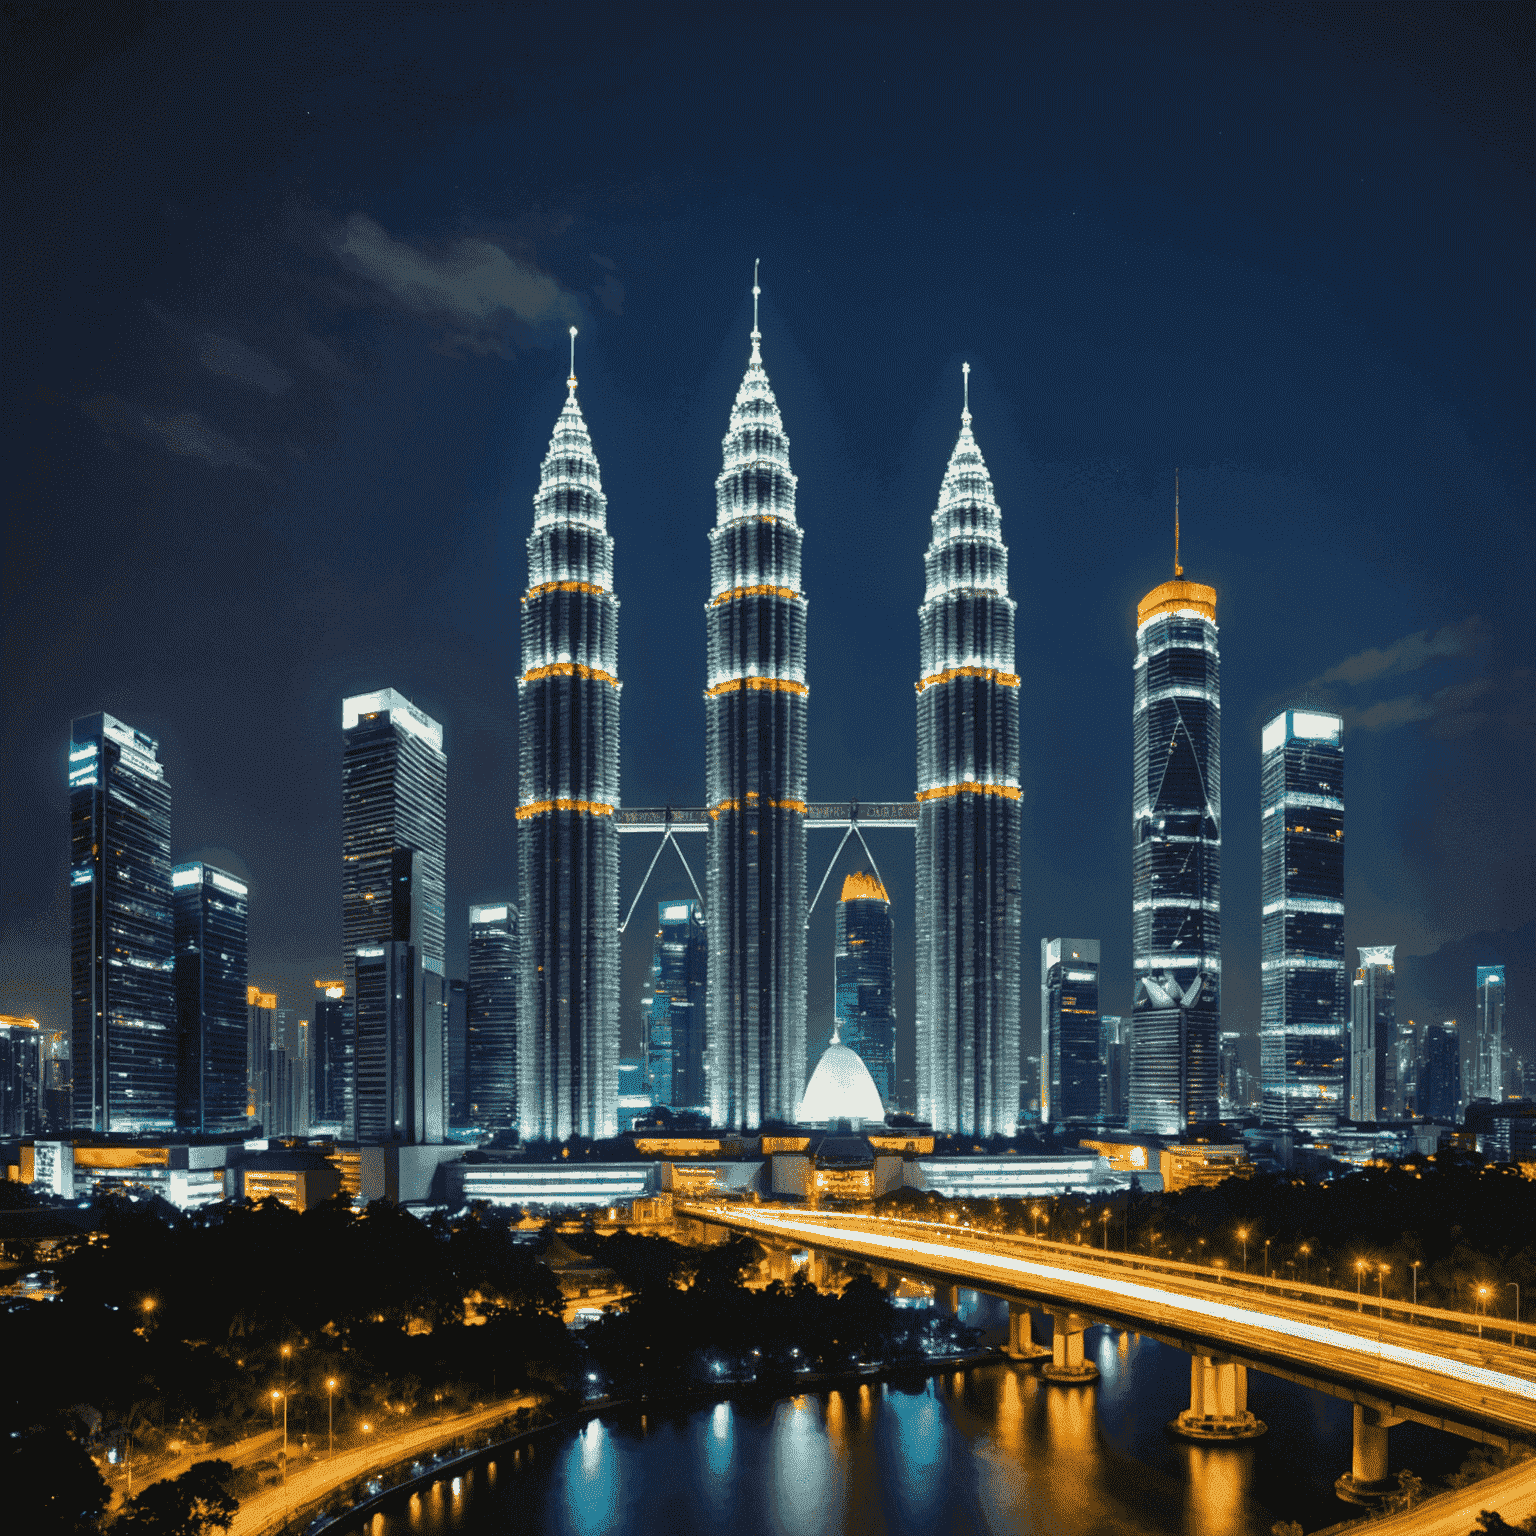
[567,326,578,392]
[961,361,971,425]
[1174,469,1183,578]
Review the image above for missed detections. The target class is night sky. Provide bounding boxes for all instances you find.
[4,3,1531,1087]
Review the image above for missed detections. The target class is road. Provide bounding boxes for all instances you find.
[681,1204,1536,1441]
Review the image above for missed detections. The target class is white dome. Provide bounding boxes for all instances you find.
[797,1027,885,1126]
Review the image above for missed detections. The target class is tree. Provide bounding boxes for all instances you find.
[0,1413,111,1536]
[113,1459,238,1536]
[1271,1524,1303,1536]
[1473,1514,1536,1535]
[1395,1469,1424,1511]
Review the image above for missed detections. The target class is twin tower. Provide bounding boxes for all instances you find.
[517,279,1021,1142]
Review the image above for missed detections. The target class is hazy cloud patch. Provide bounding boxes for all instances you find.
[197,333,291,394]
[1319,616,1486,686]
[1350,675,1495,736]
[82,394,259,470]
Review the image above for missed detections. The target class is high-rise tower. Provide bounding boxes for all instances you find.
[647,899,708,1111]
[1041,939,1102,1125]
[1259,709,1345,1130]
[468,903,518,1133]
[1474,965,1506,1102]
[1129,508,1221,1135]
[69,713,177,1132]
[705,272,808,1130]
[518,335,620,1141]
[835,872,896,1109]
[172,861,249,1135]
[915,367,1022,1136]
[1349,945,1396,1122]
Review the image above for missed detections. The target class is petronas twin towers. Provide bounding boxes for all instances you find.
[518,282,1020,1140]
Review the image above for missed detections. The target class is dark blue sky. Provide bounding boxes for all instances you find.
[4,2,1531,1076]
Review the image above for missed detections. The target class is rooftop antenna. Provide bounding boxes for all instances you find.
[1174,468,1183,578]
[567,325,578,392]
[962,361,971,425]
[750,258,762,362]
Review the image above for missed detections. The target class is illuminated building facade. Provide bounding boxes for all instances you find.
[446,977,468,1126]
[246,987,276,1130]
[468,903,518,1132]
[1259,709,1346,1130]
[1218,1029,1242,1115]
[1101,1017,1129,1121]
[0,1016,40,1136]
[171,862,249,1135]
[342,687,447,1136]
[312,981,348,1129]
[647,900,707,1111]
[1420,1020,1461,1121]
[518,351,620,1142]
[1474,965,1506,1102]
[1349,946,1396,1122]
[69,713,177,1132]
[1130,574,1221,1135]
[705,281,808,1130]
[834,872,896,1108]
[915,371,1021,1136]
[1041,938,1101,1125]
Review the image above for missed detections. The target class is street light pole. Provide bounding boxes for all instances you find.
[327,1380,337,1456]
[1378,1265,1388,1319]
[1508,1283,1520,1346]
[1356,1260,1367,1312]
[1237,1228,1248,1274]
[1411,1261,1421,1313]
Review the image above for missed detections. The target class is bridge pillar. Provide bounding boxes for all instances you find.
[1042,1311,1100,1383]
[1005,1302,1050,1360]
[934,1283,959,1314]
[1167,1354,1266,1441]
[1335,1405,1404,1505]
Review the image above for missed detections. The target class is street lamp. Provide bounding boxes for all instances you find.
[1101,1209,1112,1252]
[1508,1283,1521,1346]
[1237,1227,1249,1274]
[1264,1238,1271,1280]
[1476,1284,1490,1339]
[327,1379,337,1457]
[1410,1260,1421,1313]
[1299,1243,1311,1285]
[1356,1259,1368,1312]
[1030,1205,1042,1240]
[1377,1264,1389,1319]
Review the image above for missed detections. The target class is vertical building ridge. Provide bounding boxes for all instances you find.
[518,366,620,1141]
[705,283,808,1129]
[915,378,1022,1136]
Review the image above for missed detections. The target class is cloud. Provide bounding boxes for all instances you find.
[197,334,291,394]
[82,394,259,470]
[326,213,578,354]
[1318,616,1486,686]
[1350,676,1495,735]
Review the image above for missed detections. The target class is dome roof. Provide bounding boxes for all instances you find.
[839,869,889,904]
[797,1025,886,1126]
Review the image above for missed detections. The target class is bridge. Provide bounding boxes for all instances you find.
[680,1202,1536,1504]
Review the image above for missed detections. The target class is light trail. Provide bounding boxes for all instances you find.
[711,1208,1536,1406]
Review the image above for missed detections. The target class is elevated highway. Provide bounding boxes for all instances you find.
[681,1202,1536,1498]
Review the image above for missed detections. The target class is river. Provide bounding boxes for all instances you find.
[337,1301,1474,1536]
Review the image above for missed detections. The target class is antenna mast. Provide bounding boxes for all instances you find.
[567,325,578,391]
[1174,468,1183,577]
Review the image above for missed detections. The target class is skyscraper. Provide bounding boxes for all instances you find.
[1474,965,1506,1102]
[706,275,808,1130]
[446,977,468,1127]
[246,986,276,1130]
[1217,1030,1242,1116]
[354,940,447,1144]
[312,980,348,1130]
[835,873,896,1110]
[1349,946,1396,1122]
[915,367,1022,1137]
[1101,1016,1129,1122]
[1130,562,1221,1135]
[342,687,447,1136]
[1259,709,1346,1130]
[171,862,249,1135]
[1395,1018,1420,1117]
[468,903,518,1133]
[0,1017,40,1136]
[647,900,707,1111]
[518,342,620,1142]
[69,713,177,1132]
[1041,939,1101,1125]
[1421,1020,1461,1122]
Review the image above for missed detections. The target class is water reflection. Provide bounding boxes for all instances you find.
[1184,1445,1255,1536]
[885,1380,946,1525]
[770,1394,839,1535]
[561,1418,619,1535]
[698,1401,735,1519]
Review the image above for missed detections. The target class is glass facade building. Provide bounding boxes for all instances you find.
[312,981,348,1129]
[705,287,808,1130]
[1101,1016,1129,1122]
[69,713,177,1132]
[647,900,707,1111]
[1130,581,1221,1134]
[915,374,1022,1136]
[446,977,468,1127]
[171,862,249,1135]
[342,687,447,1138]
[518,359,620,1142]
[468,903,518,1133]
[834,872,896,1110]
[1420,1020,1461,1121]
[1349,945,1396,1123]
[1040,938,1101,1125]
[1259,709,1346,1130]
[1474,965,1506,1103]
[0,1017,41,1136]
[354,941,447,1144]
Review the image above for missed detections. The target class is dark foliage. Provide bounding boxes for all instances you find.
[114,1459,238,1536]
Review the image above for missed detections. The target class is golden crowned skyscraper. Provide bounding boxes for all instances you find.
[914,367,1022,1136]
[705,269,808,1129]
[517,332,620,1141]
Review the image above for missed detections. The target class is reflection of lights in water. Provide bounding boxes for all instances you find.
[561,1418,619,1535]
[1185,1444,1252,1536]
[771,1395,838,1536]
[452,1476,461,1496]
[1118,1330,1130,1359]
[698,1401,735,1516]
[887,1379,946,1521]
[826,1390,846,1449]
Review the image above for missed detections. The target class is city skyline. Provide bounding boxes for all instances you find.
[3,7,1531,1091]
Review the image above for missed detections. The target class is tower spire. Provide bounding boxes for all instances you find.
[1174,469,1183,578]
[750,259,762,363]
[962,361,971,426]
[567,325,578,394]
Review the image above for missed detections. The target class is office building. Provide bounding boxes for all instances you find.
[1041,939,1101,1125]
[519,350,620,1142]
[1101,1017,1129,1122]
[835,873,897,1109]
[1217,1030,1242,1116]
[40,1028,70,1132]
[276,1007,309,1136]
[1130,562,1221,1134]
[171,862,249,1135]
[1474,965,1506,1102]
[342,687,447,1136]
[247,987,276,1130]
[1349,946,1396,1123]
[312,981,347,1130]
[468,904,518,1133]
[916,368,1022,1136]
[706,278,808,1130]
[617,1057,652,1133]
[1259,709,1346,1131]
[1420,1020,1461,1122]
[1396,1018,1419,1117]
[446,977,468,1127]
[0,1016,41,1136]
[69,713,177,1132]
[647,900,707,1111]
